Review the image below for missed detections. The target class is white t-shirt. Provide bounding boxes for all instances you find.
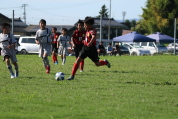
[57,35,70,46]
[0,33,15,49]
[35,28,52,43]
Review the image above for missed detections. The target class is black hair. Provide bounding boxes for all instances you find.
[1,22,10,29]
[77,19,84,26]
[62,28,67,32]
[39,19,46,24]
[84,17,94,25]
[52,27,57,31]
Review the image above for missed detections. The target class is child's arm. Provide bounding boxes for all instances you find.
[7,43,15,49]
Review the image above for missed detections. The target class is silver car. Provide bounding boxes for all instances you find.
[18,36,39,54]
[167,43,178,53]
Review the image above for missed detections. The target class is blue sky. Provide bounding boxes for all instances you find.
[0,0,147,25]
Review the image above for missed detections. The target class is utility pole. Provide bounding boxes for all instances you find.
[22,4,28,24]
[108,0,111,40]
[12,10,14,34]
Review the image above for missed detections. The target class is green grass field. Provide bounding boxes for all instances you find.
[0,55,178,119]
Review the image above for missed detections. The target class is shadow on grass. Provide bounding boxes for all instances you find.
[154,82,177,85]
[125,81,145,85]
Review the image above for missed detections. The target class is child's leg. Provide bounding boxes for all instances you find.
[71,58,83,76]
[5,56,14,74]
[80,60,84,71]
[62,54,66,65]
[94,59,111,68]
[13,62,19,77]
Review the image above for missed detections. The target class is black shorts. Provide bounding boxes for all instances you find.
[74,44,84,58]
[51,44,58,53]
[79,45,100,62]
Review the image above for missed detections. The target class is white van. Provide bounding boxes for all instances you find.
[18,36,39,54]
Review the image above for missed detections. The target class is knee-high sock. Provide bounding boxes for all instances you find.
[63,58,66,64]
[54,54,57,61]
[43,57,50,66]
[72,63,79,76]
[80,60,84,70]
[7,65,14,74]
[99,60,107,66]
[14,64,19,73]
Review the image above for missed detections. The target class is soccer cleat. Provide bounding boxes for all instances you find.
[104,59,111,68]
[11,73,15,78]
[15,72,19,78]
[62,63,65,65]
[54,61,58,65]
[80,70,83,72]
[46,66,50,74]
[67,75,74,80]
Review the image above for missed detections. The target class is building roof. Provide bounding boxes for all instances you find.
[122,30,132,35]
[25,25,74,32]
[94,18,128,29]
[0,13,11,22]
[10,18,28,28]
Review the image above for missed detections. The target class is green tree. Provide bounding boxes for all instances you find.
[138,0,178,37]
[97,4,109,18]
[124,19,132,29]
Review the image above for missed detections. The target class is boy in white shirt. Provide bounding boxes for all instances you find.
[35,19,52,73]
[0,23,19,78]
[57,28,72,65]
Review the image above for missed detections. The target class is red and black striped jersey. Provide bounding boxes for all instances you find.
[84,29,96,46]
[72,30,86,45]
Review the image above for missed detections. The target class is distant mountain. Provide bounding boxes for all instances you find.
[116,18,140,22]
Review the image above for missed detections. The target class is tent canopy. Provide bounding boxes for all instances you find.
[146,32,176,43]
[113,31,156,42]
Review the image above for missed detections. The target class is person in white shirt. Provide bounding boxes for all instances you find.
[35,19,52,74]
[0,23,19,78]
[57,28,72,65]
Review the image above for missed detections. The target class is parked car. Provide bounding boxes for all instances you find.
[18,36,39,54]
[123,42,151,56]
[166,43,178,53]
[139,42,168,55]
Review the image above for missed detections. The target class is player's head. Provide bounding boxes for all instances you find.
[1,22,10,34]
[99,42,103,45]
[109,43,111,46]
[84,17,94,30]
[52,27,57,33]
[62,28,67,35]
[76,19,84,30]
[39,19,46,29]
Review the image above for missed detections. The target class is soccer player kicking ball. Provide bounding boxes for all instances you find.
[51,27,59,65]
[35,19,52,74]
[67,17,111,80]
[71,20,86,72]
[0,23,19,78]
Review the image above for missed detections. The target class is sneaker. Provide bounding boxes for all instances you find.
[46,66,50,74]
[11,73,15,78]
[15,72,19,77]
[80,70,83,72]
[104,59,111,68]
[54,61,58,65]
[67,75,74,80]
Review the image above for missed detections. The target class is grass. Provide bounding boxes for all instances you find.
[0,55,178,119]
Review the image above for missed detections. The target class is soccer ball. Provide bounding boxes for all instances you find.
[55,72,65,81]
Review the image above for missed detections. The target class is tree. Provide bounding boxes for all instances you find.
[124,19,132,29]
[97,4,109,18]
[138,0,178,37]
